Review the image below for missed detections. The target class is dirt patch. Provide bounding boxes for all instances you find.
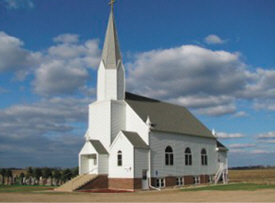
[1,188,275,202]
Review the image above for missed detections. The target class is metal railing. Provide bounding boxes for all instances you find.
[71,167,98,190]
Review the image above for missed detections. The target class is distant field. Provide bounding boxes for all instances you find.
[0,185,55,193]
[229,169,275,185]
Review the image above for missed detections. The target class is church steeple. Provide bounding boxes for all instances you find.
[101,0,122,69]
[97,0,125,101]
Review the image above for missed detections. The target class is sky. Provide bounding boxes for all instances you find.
[0,0,275,168]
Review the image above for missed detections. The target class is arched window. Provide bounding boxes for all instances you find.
[117,150,122,166]
[201,149,207,165]
[185,148,192,166]
[165,146,174,165]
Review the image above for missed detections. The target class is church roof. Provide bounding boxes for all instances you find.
[217,140,229,151]
[125,92,215,139]
[90,140,108,154]
[122,131,149,149]
[101,5,122,69]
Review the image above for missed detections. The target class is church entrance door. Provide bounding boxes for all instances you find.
[142,170,149,190]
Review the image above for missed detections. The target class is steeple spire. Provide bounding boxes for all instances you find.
[101,0,122,69]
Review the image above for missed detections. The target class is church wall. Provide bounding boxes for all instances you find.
[149,131,218,177]
[105,69,118,100]
[111,100,126,143]
[89,101,111,149]
[125,104,149,144]
[97,61,106,101]
[98,154,109,175]
[109,133,134,178]
[134,148,149,178]
[217,151,227,168]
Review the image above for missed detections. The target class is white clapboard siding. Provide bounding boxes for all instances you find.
[97,61,106,101]
[217,151,227,169]
[125,104,149,144]
[109,132,134,178]
[134,148,149,178]
[117,62,125,100]
[150,131,218,177]
[98,154,109,174]
[111,101,126,143]
[105,69,118,100]
[89,101,111,149]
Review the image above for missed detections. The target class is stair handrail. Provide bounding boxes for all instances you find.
[71,167,98,190]
[214,163,224,184]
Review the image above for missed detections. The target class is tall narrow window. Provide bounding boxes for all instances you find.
[117,150,122,166]
[185,148,192,166]
[201,149,207,165]
[165,146,174,165]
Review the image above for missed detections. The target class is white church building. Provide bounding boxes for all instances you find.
[57,1,228,192]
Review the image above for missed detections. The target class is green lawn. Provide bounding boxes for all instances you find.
[0,185,56,193]
[182,183,275,192]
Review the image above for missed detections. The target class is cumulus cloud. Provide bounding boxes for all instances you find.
[53,34,79,44]
[33,60,89,95]
[33,34,101,96]
[0,32,41,74]
[126,45,247,116]
[215,132,245,139]
[2,0,34,9]
[204,34,227,45]
[0,97,92,167]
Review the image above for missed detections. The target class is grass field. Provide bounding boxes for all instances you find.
[0,185,56,193]
[229,169,275,185]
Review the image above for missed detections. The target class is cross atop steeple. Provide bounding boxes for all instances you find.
[109,0,115,10]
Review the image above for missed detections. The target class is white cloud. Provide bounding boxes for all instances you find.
[3,0,34,9]
[53,34,79,44]
[258,132,275,139]
[234,111,248,117]
[33,34,101,96]
[249,150,271,154]
[228,143,256,149]
[33,60,89,95]
[215,132,245,139]
[0,31,41,74]
[258,140,275,144]
[196,104,236,116]
[204,34,227,45]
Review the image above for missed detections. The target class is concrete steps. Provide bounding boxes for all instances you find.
[55,174,97,192]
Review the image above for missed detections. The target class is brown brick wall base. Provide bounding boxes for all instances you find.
[109,178,142,190]
[78,175,108,190]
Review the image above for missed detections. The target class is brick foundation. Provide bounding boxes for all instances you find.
[109,178,142,190]
[78,174,214,191]
[79,175,108,190]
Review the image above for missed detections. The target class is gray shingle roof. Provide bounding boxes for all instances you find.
[122,131,149,149]
[125,92,215,139]
[217,140,229,151]
[90,140,108,154]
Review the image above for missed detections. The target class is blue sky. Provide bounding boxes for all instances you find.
[0,0,275,168]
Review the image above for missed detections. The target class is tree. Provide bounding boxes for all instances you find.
[26,167,33,178]
[53,169,61,185]
[42,168,52,179]
[72,167,79,178]
[5,169,13,185]
[61,168,72,182]
[34,168,42,184]
[0,168,6,184]
[53,169,61,179]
